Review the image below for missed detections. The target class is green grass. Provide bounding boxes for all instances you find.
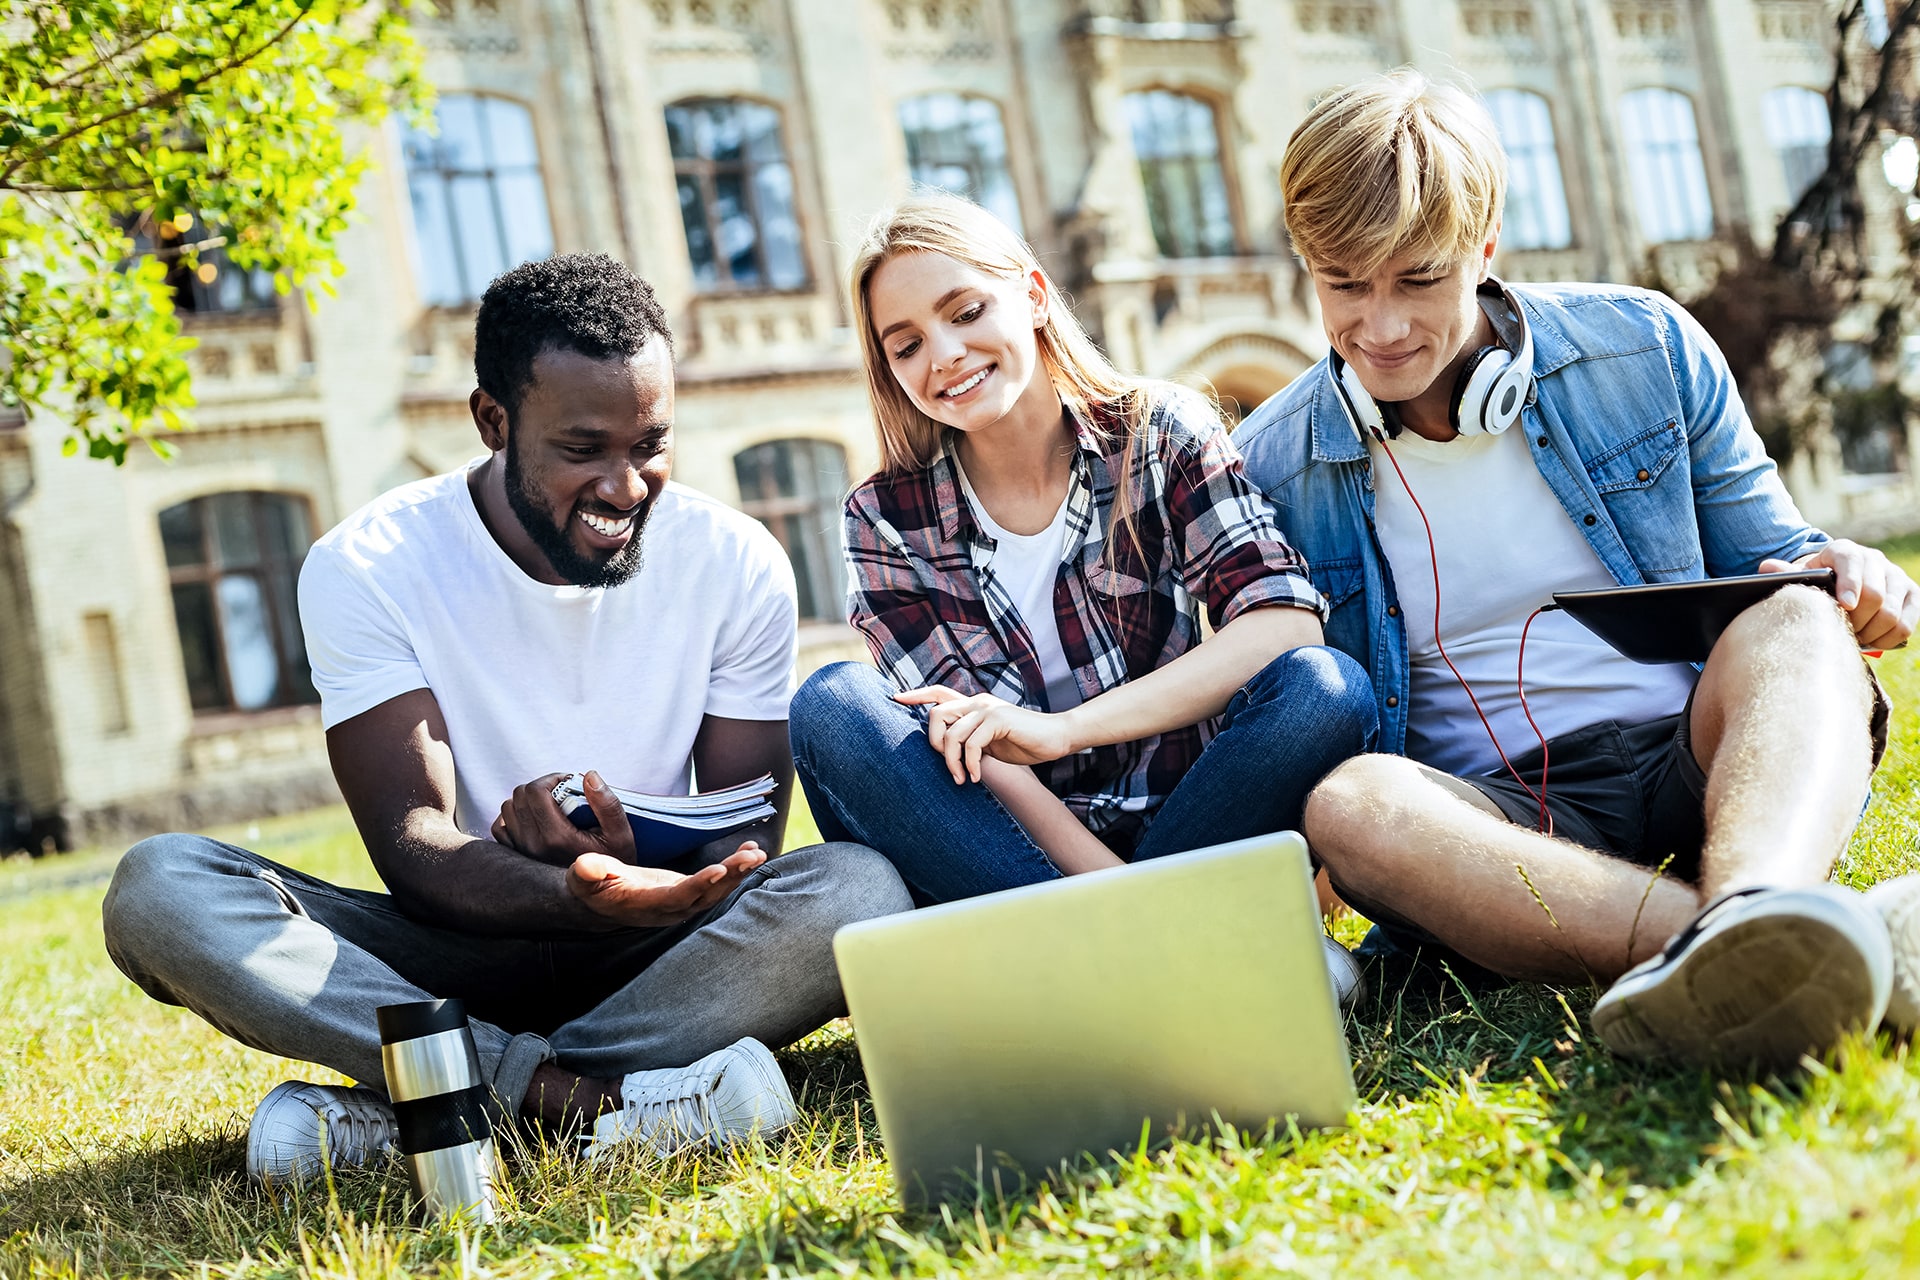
[5,548,1920,1278]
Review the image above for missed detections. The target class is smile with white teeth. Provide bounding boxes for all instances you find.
[938,367,991,398]
[578,510,633,537]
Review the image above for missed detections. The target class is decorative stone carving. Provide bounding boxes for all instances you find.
[418,0,521,55]
[1081,0,1236,21]
[1292,0,1380,37]
[1459,1,1536,41]
[879,0,994,60]
[1754,0,1824,44]
[1610,0,1681,41]
[650,0,772,57]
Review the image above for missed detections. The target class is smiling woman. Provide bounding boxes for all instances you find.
[786,192,1376,936]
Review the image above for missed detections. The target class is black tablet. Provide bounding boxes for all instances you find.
[1553,569,1837,665]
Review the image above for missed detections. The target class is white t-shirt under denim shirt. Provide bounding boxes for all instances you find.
[1366,424,1697,776]
[298,462,798,837]
[953,459,1084,712]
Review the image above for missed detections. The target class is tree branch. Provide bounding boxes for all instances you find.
[40,22,174,92]
[0,3,314,186]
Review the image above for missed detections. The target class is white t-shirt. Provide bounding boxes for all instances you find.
[1367,424,1697,775]
[954,461,1083,712]
[298,463,798,836]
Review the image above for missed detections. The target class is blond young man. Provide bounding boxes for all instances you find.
[1235,71,1920,1069]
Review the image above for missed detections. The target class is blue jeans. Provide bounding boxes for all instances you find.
[790,646,1377,904]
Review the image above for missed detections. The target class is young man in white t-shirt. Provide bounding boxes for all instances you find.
[102,254,912,1180]
[1235,73,1920,1071]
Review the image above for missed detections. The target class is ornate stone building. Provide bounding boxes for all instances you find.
[1,0,1912,846]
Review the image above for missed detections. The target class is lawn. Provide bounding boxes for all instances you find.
[5,541,1920,1278]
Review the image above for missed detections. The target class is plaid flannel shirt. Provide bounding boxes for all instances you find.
[844,391,1326,855]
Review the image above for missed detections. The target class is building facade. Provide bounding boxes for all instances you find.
[1,0,1913,848]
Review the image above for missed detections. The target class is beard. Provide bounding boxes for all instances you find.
[503,434,652,589]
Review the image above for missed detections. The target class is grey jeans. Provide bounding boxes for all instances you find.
[101,835,912,1115]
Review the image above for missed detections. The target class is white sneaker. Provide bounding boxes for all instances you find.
[1322,933,1365,1011]
[247,1081,399,1183]
[1591,884,1892,1070]
[1865,874,1920,1033]
[582,1037,797,1162]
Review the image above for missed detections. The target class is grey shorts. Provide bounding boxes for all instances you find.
[1461,664,1891,884]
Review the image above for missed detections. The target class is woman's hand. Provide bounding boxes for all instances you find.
[895,685,1079,784]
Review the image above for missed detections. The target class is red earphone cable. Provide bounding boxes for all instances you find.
[1377,438,1554,836]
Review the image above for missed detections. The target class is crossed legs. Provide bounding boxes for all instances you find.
[1305,584,1876,985]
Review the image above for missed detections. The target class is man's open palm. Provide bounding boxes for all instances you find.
[566,844,766,926]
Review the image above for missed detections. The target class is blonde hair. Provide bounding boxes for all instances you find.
[1280,70,1506,275]
[848,192,1152,477]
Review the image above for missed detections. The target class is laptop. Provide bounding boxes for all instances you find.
[833,832,1357,1206]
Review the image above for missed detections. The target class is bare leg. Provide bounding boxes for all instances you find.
[519,1063,620,1133]
[1306,584,1875,990]
[1306,756,1699,983]
[1687,584,1873,896]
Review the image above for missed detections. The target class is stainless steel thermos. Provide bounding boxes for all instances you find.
[377,999,499,1223]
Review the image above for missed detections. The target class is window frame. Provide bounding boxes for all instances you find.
[1617,86,1717,244]
[732,438,851,624]
[160,491,321,716]
[896,92,1025,234]
[1761,84,1832,208]
[400,92,557,308]
[665,96,812,295]
[1124,87,1241,260]
[1482,88,1575,251]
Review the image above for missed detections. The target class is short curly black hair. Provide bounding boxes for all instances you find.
[473,252,673,418]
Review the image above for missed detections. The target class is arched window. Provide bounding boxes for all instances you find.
[1482,89,1573,250]
[1617,88,1715,243]
[666,99,808,292]
[733,440,850,622]
[401,94,556,306]
[898,94,1023,233]
[1762,86,1831,206]
[159,493,318,713]
[1124,90,1237,259]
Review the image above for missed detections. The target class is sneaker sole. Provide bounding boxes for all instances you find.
[1592,894,1887,1069]
[1868,876,1920,1033]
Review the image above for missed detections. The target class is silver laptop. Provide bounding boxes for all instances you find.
[833,832,1357,1205]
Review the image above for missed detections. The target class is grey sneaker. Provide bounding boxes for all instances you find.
[247,1081,399,1183]
[1591,884,1892,1070]
[1322,933,1366,1011]
[582,1037,797,1163]
[1865,874,1920,1034]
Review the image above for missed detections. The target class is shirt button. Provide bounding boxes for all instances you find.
[1387,605,1399,617]
[1385,695,1400,708]
[1584,514,1598,526]
[1536,435,1549,448]
[1637,468,1650,482]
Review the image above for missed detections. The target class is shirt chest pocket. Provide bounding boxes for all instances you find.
[1310,558,1367,661]
[1584,419,1700,575]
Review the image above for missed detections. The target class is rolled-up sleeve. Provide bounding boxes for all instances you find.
[1160,397,1327,629]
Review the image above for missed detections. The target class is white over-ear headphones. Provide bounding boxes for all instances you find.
[1329,277,1535,444]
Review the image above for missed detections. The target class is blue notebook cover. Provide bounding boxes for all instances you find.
[552,773,777,868]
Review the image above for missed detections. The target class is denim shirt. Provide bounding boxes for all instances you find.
[1234,281,1829,756]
